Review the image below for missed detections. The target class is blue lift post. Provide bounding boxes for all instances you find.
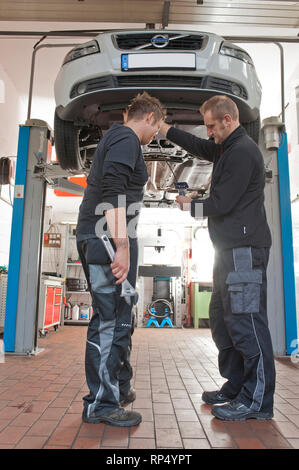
[4,126,30,352]
[3,122,51,354]
[277,132,298,355]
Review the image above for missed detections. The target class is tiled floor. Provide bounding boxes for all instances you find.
[0,325,299,449]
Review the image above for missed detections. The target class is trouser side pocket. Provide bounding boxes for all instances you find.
[226,270,262,314]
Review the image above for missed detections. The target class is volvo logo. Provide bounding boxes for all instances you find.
[151,34,169,48]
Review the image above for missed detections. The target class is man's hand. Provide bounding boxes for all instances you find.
[111,240,130,285]
[176,195,192,211]
[105,207,129,284]
[159,121,171,137]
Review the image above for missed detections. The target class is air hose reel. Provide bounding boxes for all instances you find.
[146,298,173,318]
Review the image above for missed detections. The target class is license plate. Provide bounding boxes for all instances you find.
[121,53,196,71]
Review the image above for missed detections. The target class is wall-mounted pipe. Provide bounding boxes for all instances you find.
[0,31,298,43]
[226,36,291,124]
[27,43,79,120]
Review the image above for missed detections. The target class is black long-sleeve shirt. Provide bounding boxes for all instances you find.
[167,125,272,250]
[76,123,148,236]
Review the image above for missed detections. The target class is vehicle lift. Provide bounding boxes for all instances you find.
[2,117,298,358]
[3,119,84,355]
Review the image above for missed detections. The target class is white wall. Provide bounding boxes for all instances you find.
[0,63,26,265]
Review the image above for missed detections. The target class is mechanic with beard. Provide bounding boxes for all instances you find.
[76,92,165,427]
[160,95,275,422]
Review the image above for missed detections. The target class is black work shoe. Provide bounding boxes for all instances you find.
[120,387,136,406]
[82,407,142,427]
[211,400,273,421]
[202,390,233,405]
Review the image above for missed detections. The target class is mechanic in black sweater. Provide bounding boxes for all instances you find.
[76,92,165,427]
[160,95,275,421]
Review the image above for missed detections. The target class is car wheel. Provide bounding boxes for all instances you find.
[54,112,99,171]
[243,114,261,144]
[54,111,85,170]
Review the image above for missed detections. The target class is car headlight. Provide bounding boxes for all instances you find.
[62,40,100,65]
[219,43,253,66]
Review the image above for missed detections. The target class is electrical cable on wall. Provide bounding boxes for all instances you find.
[44,223,62,275]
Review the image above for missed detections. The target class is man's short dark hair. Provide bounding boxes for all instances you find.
[126,92,166,123]
[200,95,239,121]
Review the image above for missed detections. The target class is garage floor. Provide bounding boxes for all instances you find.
[0,326,299,449]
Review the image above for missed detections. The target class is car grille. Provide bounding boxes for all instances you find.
[70,75,247,101]
[117,75,203,88]
[114,33,205,50]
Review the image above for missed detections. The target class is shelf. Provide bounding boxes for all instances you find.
[64,319,89,325]
[66,291,90,294]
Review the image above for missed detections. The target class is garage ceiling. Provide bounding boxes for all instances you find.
[0,0,298,28]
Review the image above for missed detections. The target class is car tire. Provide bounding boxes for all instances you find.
[54,111,87,171]
[243,115,260,144]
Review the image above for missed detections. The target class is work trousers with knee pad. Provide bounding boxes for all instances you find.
[209,246,276,413]
[76,236,138,418]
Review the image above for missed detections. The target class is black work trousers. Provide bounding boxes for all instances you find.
[76,236,138,419]
[209,246,276,413]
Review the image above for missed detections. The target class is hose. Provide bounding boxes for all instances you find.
[146,298,174,319]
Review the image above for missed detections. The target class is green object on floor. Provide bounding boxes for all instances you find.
[191,283,212,328]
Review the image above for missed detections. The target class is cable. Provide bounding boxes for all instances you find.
[165,160,178,183]
[44,222,62,275]
[146,298,174,319]
[8,181,12,205]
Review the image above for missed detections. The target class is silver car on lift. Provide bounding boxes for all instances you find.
[54,29,262,204]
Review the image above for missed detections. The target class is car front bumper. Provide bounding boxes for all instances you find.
[56,77,259,125]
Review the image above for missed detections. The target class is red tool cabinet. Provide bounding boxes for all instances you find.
[38,277,63,336]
